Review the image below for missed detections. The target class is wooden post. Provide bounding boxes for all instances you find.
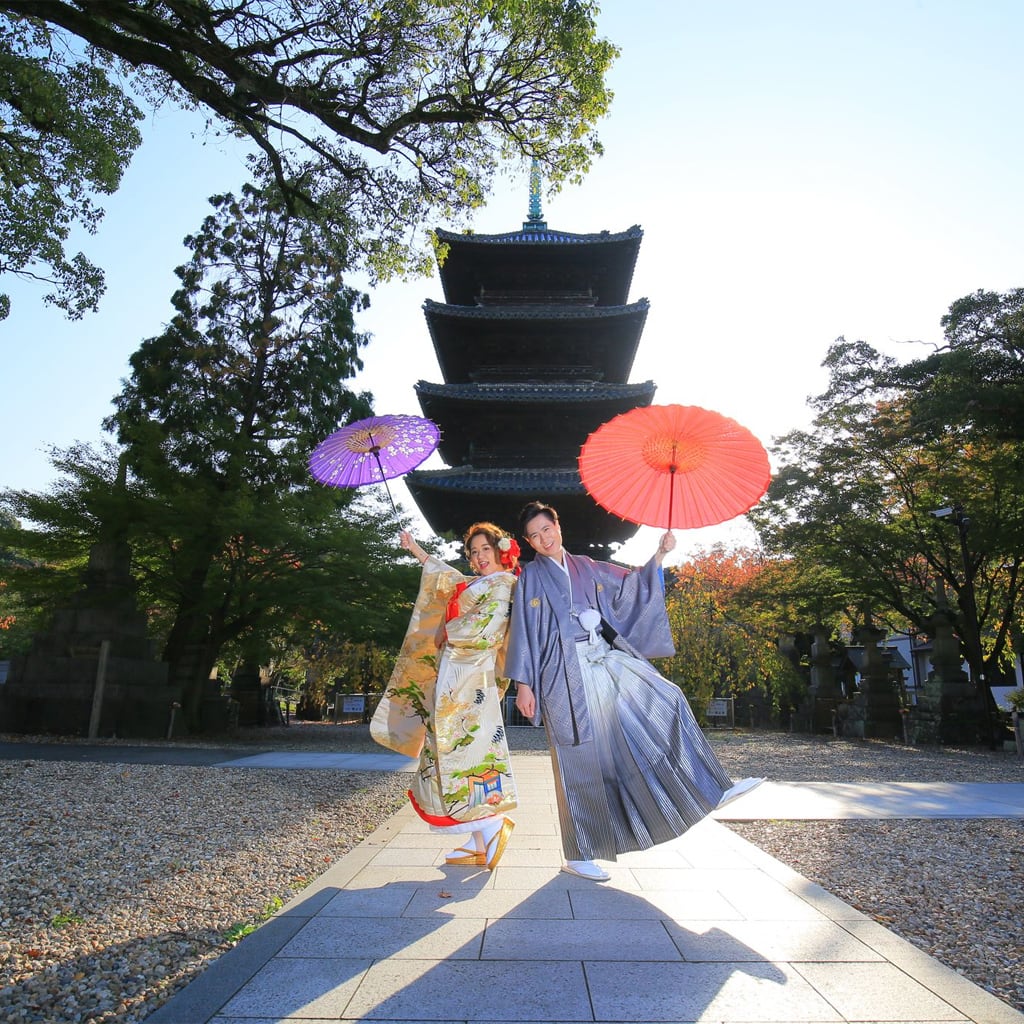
[88,640,111,739]
[167,702,180,740]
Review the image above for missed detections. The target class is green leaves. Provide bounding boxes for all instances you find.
[107,164,373,488]
[0,171,420,726]
[10,1,617,293]
[658,550,802,716]
[897,288,1024,443]
[748,292,1024,684]
[0,15,143,318]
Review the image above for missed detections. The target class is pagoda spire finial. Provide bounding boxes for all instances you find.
[524,157,547,231]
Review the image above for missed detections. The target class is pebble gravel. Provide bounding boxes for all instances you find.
[0,725,1021,1022]
[0,736,408,1024]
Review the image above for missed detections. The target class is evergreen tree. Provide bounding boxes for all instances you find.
[105,165,392,726]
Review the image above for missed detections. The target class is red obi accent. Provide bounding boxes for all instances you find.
[445,581,469,623]
[407,789,462,827]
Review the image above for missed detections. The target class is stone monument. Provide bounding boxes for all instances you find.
[808,624,844,732]
[913,582,984,745]
[0,538,178,737]
[852,618,904,740]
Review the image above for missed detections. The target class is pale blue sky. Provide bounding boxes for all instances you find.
[3,1,1023,562]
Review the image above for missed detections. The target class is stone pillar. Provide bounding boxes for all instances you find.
[230,662,272,727]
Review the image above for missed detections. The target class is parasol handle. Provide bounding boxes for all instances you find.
[367,431,398,516]
[667,440,678,529]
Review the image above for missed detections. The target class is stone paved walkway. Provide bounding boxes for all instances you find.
[137,751,1024,1024]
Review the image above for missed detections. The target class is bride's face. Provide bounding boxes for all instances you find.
[467,533,500,575]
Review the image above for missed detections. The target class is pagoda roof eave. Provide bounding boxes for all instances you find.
[416,384,654,468]
[407,466,586,495]
[406,467,641,555]
[435,225,643,247]
[415,380,656,403]
[422,298,650,321]
[433,224,643,306]
[422,301,649,384]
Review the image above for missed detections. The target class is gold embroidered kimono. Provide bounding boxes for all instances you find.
[371,555,518,826]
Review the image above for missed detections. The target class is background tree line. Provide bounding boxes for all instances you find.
[4,285,1022,731]
[663,288,1024,725]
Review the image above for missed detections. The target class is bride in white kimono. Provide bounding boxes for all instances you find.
[371,523,520,869]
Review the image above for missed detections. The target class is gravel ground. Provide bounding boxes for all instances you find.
[0,724,1021,1022]
[0,735,410,1024]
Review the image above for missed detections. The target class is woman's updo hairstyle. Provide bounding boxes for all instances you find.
[463,521,520,575]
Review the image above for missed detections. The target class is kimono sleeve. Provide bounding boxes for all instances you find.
[369,555,465,757]
[502,564,564,727]
[503,565,539,687]
[598,556,675,659]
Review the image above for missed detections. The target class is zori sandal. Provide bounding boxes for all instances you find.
[444,845,485,866]
[483,818,515,870]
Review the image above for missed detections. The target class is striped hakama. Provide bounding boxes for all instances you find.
[550,635,732,861]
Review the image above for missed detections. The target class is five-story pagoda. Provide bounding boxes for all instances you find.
[406,170,655,559]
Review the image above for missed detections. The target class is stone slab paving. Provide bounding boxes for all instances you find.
[145,758,1024,1024]
[711,780,1024,820]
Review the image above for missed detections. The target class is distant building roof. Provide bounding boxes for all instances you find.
[845,646,913,672]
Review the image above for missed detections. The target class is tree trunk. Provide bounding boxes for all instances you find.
[159,543,226,732]
[163,612,220,732]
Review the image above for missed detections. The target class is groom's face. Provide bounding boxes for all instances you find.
[524,513,563,562]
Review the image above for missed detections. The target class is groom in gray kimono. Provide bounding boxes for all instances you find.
[505,500,743,881]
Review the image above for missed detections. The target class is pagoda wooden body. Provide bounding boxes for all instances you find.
[406,219,656,559]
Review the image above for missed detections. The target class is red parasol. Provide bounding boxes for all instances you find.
[309,414,440,514]
[578,404,770,530]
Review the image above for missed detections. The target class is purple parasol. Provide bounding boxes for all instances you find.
[309,414,440,513]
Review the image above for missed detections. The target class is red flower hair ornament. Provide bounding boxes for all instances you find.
[497,536,521,575]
